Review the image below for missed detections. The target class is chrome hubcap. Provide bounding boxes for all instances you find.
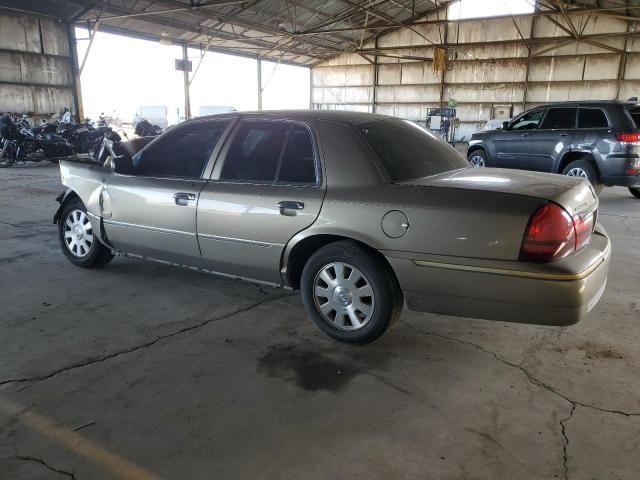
[469,155,485,167]
[63,209,94,257]
[313,262,375,331]
[566,168,588,178]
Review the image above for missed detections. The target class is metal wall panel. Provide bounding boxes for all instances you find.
[0,11,76,115]
[311,10,637,140]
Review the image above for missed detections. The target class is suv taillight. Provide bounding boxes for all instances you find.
[615,132,640,145]
[520,203,594,263]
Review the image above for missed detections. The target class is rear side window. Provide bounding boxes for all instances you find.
[627,108,640,128]
[133,120,229,178]
[578,108,609,128]
[354,119,468,182]
[540,108,576,129]
[220,121,317,185]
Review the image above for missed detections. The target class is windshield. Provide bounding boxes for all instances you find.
[353,119,468,182]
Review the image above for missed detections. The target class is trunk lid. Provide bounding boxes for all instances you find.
[403,167,598,217]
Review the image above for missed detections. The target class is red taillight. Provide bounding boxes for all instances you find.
[616,132,640,144]
[520,203,575,262]
[520,203,595,262]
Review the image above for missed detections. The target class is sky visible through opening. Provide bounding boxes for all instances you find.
[76,28,310,124]
[448,0,534,20]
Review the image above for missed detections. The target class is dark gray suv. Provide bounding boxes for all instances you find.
[467,101,640,198]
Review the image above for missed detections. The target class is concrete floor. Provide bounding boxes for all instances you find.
[0,162,638,480]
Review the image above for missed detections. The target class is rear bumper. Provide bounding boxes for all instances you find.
[386,227,611,326]
[601,173,640,187]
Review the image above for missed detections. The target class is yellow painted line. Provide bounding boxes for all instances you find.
[0,396,161,480]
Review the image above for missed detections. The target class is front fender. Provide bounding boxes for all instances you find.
[52,188,77,224]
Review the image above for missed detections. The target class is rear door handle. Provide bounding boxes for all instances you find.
[277,200,304,214]
[173,192,196,206]
[520,133,530,137]
[559,133,570,137]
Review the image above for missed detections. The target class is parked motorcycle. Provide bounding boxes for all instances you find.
[0,113,74,167]
[134,119,163,137]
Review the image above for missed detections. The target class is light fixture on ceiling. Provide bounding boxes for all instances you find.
[159,32,172,46]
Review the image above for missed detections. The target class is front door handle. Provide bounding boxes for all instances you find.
[277,200,304,215]
[559,133,570,137]
[173,192,196,206]
[520,133,530,137]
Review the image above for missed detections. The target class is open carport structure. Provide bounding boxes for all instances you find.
[1,1,640,480]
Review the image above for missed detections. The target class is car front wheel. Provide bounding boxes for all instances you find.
[300,240,403,344]
[562,159,604,195]
[58,198,114,268]
[467,150,487,168]
[629,187,640,199]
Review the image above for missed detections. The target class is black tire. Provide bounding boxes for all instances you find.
[630,187,640,199]
[300,240,403,344]
[467,149,488,168]
[562,159,604,195]
[58,197,113,268]
[0,141,15,168]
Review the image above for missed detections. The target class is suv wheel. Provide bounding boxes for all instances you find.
[562,159,604,195]
[630,187,640,199]
[300,241,403,344]
[468,150,487,168]
[58,198,114,268]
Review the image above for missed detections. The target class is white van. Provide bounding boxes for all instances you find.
[133,106,168,129]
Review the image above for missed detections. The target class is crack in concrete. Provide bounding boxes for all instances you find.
[560,403,576,480]
[400,321,640,417]
[0,294,295,388]
[400,321,640,479]
[14,455,75,479]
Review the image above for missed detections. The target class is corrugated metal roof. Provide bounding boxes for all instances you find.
[0,0,446,66]
[0,0,638,67]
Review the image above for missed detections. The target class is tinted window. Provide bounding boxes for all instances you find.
[133,121,229,178]
[540,108,576,129]
[578,108,609,128]
[221,121,288,182]
[627,108,640,128]
[276,126,316,184]
[510,110,544,130]
[354,119,468,182]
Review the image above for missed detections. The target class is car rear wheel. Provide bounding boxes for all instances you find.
[562,159,604,195]
[630,187,640,199]
[468,150,487,168]
[58,198,113,268]
[300,240,403,344]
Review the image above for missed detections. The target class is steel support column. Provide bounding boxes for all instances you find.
[257,58,263,110]
[182,43,191,120]
[372,38,379,113]
[66,23,84,122]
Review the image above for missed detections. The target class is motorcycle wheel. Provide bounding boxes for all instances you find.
[0,141,15,168]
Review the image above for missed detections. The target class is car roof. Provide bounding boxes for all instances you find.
[530,100,639,109]
[186,109,397,124]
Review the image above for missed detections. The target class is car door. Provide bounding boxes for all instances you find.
[527,107,576,172]
[492,108,544,168]
[197,118,326,284]
[102,119,233,265]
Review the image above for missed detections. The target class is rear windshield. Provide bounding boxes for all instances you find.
[353,119,468,182]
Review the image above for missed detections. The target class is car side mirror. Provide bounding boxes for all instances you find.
[502,121,510,130]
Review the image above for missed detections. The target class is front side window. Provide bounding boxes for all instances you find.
[132,120,229,178]
[578,108,609,129]
[220,121,317,185]
[353,119,468,182]
[510,110,544,130]
[540,108,577,130]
